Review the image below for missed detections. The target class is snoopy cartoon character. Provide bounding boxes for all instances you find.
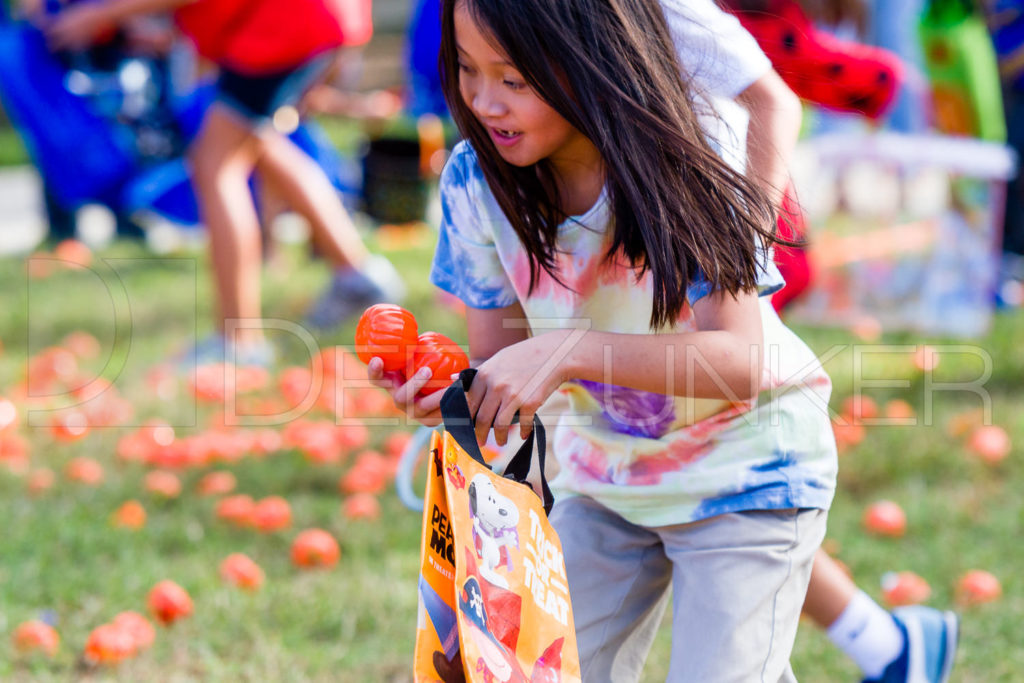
[468,473,520,589]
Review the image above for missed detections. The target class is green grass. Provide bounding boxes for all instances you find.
[0,235,1022,681]
[0,125,28,167]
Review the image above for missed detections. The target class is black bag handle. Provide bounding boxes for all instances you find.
[440,368,554,514]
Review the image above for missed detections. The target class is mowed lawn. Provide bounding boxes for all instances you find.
[0,233,1021,681]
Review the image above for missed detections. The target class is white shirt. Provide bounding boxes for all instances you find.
[661,0,773,171]
[661,0,771,97]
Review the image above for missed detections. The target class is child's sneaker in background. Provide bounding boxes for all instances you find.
[305,255,406,329]
[863,606,959,683]
[178,334,276,370]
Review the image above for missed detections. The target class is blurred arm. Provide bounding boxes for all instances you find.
[46,0,190,50]
[737,69,802,207]
[90,0,189,23]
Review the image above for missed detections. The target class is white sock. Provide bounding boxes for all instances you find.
[826,590,905,678]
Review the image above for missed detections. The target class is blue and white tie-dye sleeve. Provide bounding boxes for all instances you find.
[430,148,519,309]
[686,270,714,305]
[689,242,784,303]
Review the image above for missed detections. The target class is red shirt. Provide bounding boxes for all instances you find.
[175,0,373,75]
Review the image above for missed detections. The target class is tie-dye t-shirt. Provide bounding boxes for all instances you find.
[430,142,837,527]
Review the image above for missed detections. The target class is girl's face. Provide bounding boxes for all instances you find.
[454,4,597,174]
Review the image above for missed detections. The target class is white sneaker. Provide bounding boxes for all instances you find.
[363,254,407,303]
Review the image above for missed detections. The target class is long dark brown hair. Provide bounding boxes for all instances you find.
[440,0,781,329]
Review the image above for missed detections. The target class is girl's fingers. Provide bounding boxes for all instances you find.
[394,366,432,406]
[413,391,444,425]
[464,380,481,418]
[367,359,438,428]
[367,361,404,395]
[412,399,444,427]
[518,410,535,440]
[365,357,386,383]
[493,403,521,447]
[417,414,443,427]
[473,392,502,446]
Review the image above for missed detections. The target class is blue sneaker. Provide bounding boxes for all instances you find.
[176,334,276,371]
[305,255,406,330]
[863,606,959,683]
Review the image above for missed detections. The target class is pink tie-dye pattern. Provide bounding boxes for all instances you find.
[620,402,750,485]
[557,429,614,484]
[763,361,834,392]
[556,398,758,488]
[508,250,573,306]
[509,242,642,312]
[622,441,713,486]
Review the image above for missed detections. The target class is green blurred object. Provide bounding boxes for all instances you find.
[919,0,1007,142]
[0,124,29,167]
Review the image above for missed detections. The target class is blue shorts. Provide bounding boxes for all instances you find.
[214,52,335,127]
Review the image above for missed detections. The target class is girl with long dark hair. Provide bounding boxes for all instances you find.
[372,0,838,678]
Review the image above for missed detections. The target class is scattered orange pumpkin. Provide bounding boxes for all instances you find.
[252,496,292,532]
[111,611,155,652]
[216,494,255,527]
[84,623,134,664]
[955,570,1002,606]
[291,528,340,568]
[53,238,92,267]
[11,620,59,657]
[50,410,90,442]
[335,423,369,451]
[144,470,182,499]
[278,366,317,411]
[111,500,147,530]
[840,395,879,422]
[339,451,390,495]
[342,493,381,520]
[966,425,1011,465]
[882,571,931,606]
[862,500,907,538]
[220,553,265,591]
[197,471,237,496]
[0,397,17,432]
[147,580,193,625]
[883,399,916,421]
[65,456,103,485]
[383,431,413,460]
[63,330,101,359]
[832,420,865,451]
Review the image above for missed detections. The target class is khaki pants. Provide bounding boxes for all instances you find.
[550,496,826,683]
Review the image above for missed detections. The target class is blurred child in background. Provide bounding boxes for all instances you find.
[47,0,404,365]
[724,0,906,312]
